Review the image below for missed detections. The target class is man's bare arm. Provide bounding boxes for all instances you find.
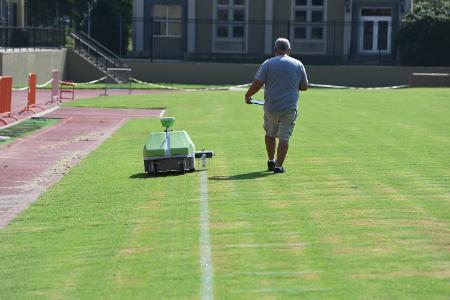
[245,80,264,103]
[299,80,308,91]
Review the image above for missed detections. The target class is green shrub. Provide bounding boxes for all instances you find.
[398,0,450,66]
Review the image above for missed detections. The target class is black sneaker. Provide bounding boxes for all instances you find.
[274,166,285,173]
[267,160,276,171]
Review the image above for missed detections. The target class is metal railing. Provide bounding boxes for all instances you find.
[128,19,401,65]
[70,31,131,83]
[0,26,65,50]
[0,19,404,67]
[78,31,126,66]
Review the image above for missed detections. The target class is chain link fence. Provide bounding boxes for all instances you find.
[0,26,65,50]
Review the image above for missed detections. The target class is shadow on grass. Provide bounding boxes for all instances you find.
[209,171,273,181]
[129,172,186,179]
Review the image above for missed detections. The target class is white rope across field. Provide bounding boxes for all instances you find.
[129,78,409,91]
[73,76,108,85]
[36,79,54,88]
[12,78,54,91]
[129,78,251,91]
[308,83,409,89]
[12,86,28,91]
[10,75,410,92]
[11,77,108,91]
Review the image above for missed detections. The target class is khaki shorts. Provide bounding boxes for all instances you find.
[264,109,298,141]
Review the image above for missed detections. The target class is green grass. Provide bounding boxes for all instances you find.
[0,118,58,147]
[0,88,449,299]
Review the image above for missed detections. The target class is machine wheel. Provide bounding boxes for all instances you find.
[179,161,186,174]
[152,163,159,177]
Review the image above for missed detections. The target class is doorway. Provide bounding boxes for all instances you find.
[359,8,392,54]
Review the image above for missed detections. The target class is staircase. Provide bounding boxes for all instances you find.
[70,31,131,83]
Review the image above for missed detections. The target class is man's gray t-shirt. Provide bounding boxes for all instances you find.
[254,55,308,112]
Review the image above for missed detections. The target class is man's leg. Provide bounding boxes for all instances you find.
[265,135,276,161]
[276,139,289,167]
[275,109,297,170]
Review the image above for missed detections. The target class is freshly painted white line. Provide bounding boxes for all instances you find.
[199,170,214,300]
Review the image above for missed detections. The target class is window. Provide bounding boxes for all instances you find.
[311,11,323,23]
[215,0,246,40]
[295,27,307,39]
[295,10,307,22]
[293,0,326,40]
[361,8,392,16]
[359,8,392,53]
[311,27,323,39]
[153,4,182,37]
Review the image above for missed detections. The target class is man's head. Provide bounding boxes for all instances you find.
[274,38,291,55]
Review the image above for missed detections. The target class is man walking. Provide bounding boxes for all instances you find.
[245,38,308,173]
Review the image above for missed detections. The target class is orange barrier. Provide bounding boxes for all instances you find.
[60,81,75,100]
[0,76,18,126]
[19,73,45,115]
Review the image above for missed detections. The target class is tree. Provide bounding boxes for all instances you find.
[90,0,132,55]
[26,0,132,55]
[26,0,88,28]
[397,0,450,65]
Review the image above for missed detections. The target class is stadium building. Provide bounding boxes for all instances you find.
[132,0,414,62]
[0,0,25,27]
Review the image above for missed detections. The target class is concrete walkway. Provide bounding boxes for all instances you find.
[0,106,161,228]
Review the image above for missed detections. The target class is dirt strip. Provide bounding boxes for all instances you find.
[0,106,161,228]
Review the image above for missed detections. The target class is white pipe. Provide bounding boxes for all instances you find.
[164,129,171,157]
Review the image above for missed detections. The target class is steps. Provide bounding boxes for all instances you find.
[70,32,132,83]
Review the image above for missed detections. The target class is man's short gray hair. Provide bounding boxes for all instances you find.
[274,38,291,52]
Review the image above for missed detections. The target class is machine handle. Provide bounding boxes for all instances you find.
[195,151,214,158]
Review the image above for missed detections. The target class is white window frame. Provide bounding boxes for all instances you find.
[292,0,327,40]
[152,4,183,38]
[212,0,249,53]
[359,8,392,54]
[291,0,327,54]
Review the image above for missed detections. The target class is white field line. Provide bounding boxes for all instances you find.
[199,170,214,300]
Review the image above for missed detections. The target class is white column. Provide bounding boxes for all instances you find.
[134,0,144,52]
[343,0,353,56]
[18,0,25,27]
[187,0,196,53]
[400,0,413,19]
[264,0,274,54]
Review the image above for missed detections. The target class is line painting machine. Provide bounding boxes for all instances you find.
[143,117,214,176]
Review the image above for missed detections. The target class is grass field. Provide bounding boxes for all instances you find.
[0,88,449,299]
[0,118,58,148]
